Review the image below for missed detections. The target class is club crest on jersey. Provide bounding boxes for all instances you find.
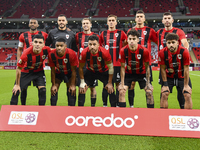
[115,33,119,37]
[64,58,68,63]
[66,34,69,39]
[42,55,46,59]
[177,54,182,59]
[137,54,141,59]
[105,45,109,50]
[143,31,147,35]
[97,57,102,61]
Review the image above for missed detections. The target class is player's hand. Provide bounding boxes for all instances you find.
[69,85,76,96]
[105,83,114,94]
[161,86,170,93]
[183,85,192,95]
[144,83,154,92]
[51,85,58,96]
[12,85,21,95]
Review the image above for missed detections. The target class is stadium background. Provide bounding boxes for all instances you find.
[0,0,200,149]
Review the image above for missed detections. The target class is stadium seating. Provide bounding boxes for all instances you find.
[184,1,200,15]
[191,30,200,39]
[0,48,17,62]
[0,32,21,40]
[192,47,200,63]
[0,0,18,16]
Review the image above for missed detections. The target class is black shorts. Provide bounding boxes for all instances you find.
[84,69,111,87]
[19,71,46,89]
[113,66,121,83]
[124,73,146,89]
[56,73,71,83]
[162,77,192,93]
[76,67,98,87]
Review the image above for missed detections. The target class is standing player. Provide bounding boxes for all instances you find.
[45,14,77,52]
[75,18,99,107]
[127,10,157,108]
[11,34,51,105]
[79,35,116,107]
[48,38,78,106]
[100,14,127,107]
[157,12,189,109]
[158,33,192,109]
[17,18,48,105]
[118,30,154,108]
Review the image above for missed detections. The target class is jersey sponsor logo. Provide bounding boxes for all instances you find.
[64,58,68,63]
[18,59,22,64]
[66,34,69,39]
[115,33,119,37]
[107,39,116,44]
[128,60,138,65]
[170,62,179,68]
[105,45,109,50]
[42,55,46,59]
[97,57,102,61]
[177,54,182,59]
[162,39,166,44]
[137,54,141,59]
[143,31,147,35]
[82,42,88,47]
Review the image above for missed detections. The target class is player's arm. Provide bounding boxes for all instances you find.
[183,65,191,94]
[50,66,57,96]
[17,47,23,62]
[144,62,153,90]
[12,66,22,95]
[68,65,76,96]
[45,32,53,47]
[160,64,170,93]
[181,39,189,50]
[105,61,114,94]
[79,62,86,93]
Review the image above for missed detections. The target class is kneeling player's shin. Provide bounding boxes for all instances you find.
[10,91,20,105]
[51,92,58,106]
[67,88,76,106]
[78,94,85,106]
[145,90,154,108]
[38,87,46,105]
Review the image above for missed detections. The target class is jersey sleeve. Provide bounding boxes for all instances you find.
[79,48,87,64]
[121,31,127,41]
[71,34,78,52]
[102,49,112,62]
[143,48,150,62]
[17,52,27,68]
[70,50,78,66]
[48,51,55,67]
[150,28,157,43]
[43,32,48,42]
[183,49,190,66]
[45,31,53,46]
[99,32,104,46]
[177,29,186,40]
[18,33,24,47]
[75,33,79,46]
[158,50,165,65]
[119,48,125,63]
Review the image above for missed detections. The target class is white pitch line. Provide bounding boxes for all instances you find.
[190,73,200,77]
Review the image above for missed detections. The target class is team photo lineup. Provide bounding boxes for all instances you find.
[10,10,194,109]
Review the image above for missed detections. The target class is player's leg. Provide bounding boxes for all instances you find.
[20,87,28,105]
[90,80,98,107]
[147,66,154,108]
[128,81,135,108]
[118,85,128,107]
[102,86,108,107]
[67,74,76,106]
[50,77,61,106]
[113,67,121,107]
[115,82,120,107]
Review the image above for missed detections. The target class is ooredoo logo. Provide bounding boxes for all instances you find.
[65,113,138,128]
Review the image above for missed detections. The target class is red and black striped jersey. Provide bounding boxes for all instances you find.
[119,44,149,74]
[17,46,51,73]
[19,31,48,50]
[158,46,190,79]
[79,46,111,73]
[48,48,78,75]
[127,26,157,65]
[157,27,186,51]
[100,29,127,67]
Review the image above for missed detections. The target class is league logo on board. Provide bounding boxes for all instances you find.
[97,57,102,61]
[177,54,182,59]
[143,31,147,35]
[137,54,141,59]
[66,34,69,39]
[64,58,68,63]
[115,33,119,37]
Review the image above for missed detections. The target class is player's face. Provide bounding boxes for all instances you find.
[162,15,174,27]
[107,17,117,28]
[57,16,68,29]
[29,19,39,31]
[135,13,145,25]
[82,20,92,32]
[88,40,99,54]
[32,38,44,54]
[55,42,67,56]
[166,40,178,53]
[127,35,139,49]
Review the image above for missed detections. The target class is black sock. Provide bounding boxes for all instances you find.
[38,87,46,106]
[78,94,85,106]
[67,88,76,106]
[147,104,154,108]
[91,97,96,107]
[128,89,134,107]
[109,92,116,107]
[50,92,58,106]
[20,89,27,105]
[10,91,20,105]
[102,88,108,106]
[119,102,126,107]
[116,90,119,106]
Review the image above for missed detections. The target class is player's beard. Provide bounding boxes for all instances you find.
[165,22,171,28]
[59,24,66,29]
[30,27,37,31]
[169,46,176,53]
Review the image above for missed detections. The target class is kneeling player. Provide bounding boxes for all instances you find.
[158,33,192,109]
[11,34,51,105]
[118,29,154,107]
[79,35,116,107]
[48,38,78,106]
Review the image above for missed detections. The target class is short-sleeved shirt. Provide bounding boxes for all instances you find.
[157,27,186,51]
[18,31,48,50]
[48,48,78,75]
[158,46,190,79]
[119,44,149,74]
[79,46,111,73]
[17,46,51,73]
[100,29,127,67]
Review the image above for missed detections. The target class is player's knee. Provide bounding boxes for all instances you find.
[90,88,96,96]
[183,93,191,100]
[119,89,126,97]
[161,91,169,99]
[39,87,46,105]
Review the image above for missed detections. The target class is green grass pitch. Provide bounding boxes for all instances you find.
[0,70,200,149]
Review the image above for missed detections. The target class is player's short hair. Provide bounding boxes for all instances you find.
[82,18,92,23]
[163,12,172,17]
[127,29,140,38]
[136,10,145,15]
[107,14,117,20]
[58,14,67,20]
[33,34,44,41]
[166,33,179,41]
[56,37,66,43]
[29,18,38,24]
[88,35,99,43]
